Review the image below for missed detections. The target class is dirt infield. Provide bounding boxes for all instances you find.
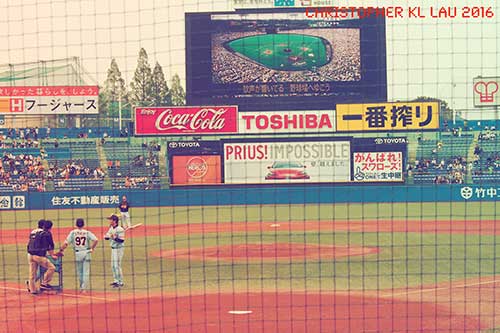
[2,219,500,332]
[0,283,484,333]
[152,243,379,262]
[1,219,499,245]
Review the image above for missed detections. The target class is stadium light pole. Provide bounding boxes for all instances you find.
[451,82,457,125]
[114,80,122,132]
[118,89,122,132]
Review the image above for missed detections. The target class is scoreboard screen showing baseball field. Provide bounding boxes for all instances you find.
[186,9,387,111]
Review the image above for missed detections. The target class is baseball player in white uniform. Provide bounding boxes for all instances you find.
[58,218,98,293]
[104,214,125,288]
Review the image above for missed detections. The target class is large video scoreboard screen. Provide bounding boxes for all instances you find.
[186,8,387,111]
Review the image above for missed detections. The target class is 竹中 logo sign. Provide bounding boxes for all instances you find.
[460,186,473,200]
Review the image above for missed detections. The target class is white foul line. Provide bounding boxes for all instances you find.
[382,279,500,297]
[0,285,112,301]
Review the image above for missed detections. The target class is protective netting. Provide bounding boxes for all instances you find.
[0,0,499,332]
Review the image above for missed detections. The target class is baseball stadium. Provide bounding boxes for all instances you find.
[1,1,500,333]
[210,16,361,85]
[223,33,332,71]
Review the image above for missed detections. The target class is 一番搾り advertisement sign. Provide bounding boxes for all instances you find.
[134,106,238,135]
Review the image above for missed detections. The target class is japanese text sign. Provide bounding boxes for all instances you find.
[336,102,439,131]
[352,151,403,182]
[0,86,99,115]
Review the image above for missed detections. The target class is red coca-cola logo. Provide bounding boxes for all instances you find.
[155,108,228,131]
[135,106,238,135]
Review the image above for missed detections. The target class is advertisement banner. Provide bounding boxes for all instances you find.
[223,140,351,184]
[238,110,336,134]
[135,106,238,135]
[167,140,221,154]
[473,77,499,107]
[336,102,439,131]
[352,151,403,182]
[0,86,99,114]
[171,155,222,185]
[0,195,26,209]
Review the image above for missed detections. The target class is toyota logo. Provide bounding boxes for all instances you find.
[374,138,383,144]
[169,142,178,148]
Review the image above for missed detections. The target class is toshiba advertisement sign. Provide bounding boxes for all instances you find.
[134,106,238,135]
[238,110,335,134]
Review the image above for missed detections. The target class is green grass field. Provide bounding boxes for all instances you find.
[1,201,499,295]
[226,33,330,71]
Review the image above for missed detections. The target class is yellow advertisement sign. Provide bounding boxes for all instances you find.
[336,102,440,131]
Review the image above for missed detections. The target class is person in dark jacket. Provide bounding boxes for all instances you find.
[27,220,58,294]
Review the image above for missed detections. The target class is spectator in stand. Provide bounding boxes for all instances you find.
[124,177,131,188]
[474,144,483,156]
[434,175,450,184]
[120,128,128,137]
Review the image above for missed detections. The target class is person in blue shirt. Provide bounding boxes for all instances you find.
[118,195,131,229]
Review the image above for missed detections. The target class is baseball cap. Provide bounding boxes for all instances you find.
[76,218,85,228]
[107,214,119,222]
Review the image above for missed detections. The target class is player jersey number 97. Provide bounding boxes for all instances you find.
[75,236,86,246]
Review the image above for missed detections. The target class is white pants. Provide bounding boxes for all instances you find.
[111,247,124,284]
[76,257,91,290]
[120,212,131,228]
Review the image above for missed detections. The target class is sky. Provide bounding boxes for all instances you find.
[0,0,499,119]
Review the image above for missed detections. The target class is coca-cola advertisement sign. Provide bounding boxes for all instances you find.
[134,106,238,135]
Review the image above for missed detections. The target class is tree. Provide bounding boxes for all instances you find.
[130,48,154,107]
[100,58,127,117]
[170,73,186,106]
[411,96,453,123]
[151,62,171,106]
